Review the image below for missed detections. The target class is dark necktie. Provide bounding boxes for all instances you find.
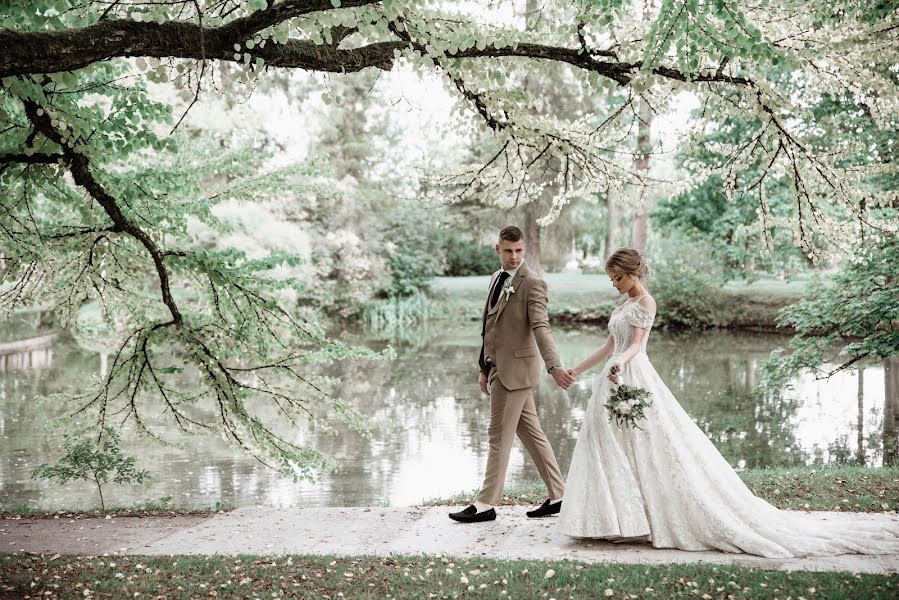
[489,271,510,309]
[479,270,511,375]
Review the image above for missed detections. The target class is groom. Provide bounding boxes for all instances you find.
[450,225,575,523]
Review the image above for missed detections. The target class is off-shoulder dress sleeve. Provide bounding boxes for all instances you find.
[625,299,655,329]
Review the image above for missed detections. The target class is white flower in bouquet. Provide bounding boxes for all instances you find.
[605,372,654,430]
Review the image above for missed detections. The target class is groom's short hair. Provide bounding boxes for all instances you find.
[498,226,524,243]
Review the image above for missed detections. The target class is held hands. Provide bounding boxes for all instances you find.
[552,367,576,390]
[607,362,624,384]
[480,367,577,392]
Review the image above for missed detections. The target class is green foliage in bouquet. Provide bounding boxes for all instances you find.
[605,384,654,431]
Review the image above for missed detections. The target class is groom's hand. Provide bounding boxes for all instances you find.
[552,367,576,390]
[479,371,489,396]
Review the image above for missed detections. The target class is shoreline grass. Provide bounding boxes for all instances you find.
[0,499,232,519]
[1,553,895,600]
[423,467,899,513]
[0,507,223,520]
[4,468,894,519]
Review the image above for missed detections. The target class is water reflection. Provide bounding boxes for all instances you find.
[882,357,899,466]
[0,322,896,510]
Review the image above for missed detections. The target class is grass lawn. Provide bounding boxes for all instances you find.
[430,273,812,301]
[428,274,811,328]
[423,467,899,513]
[429,273,624,326]
[1,553,896,599]
[722,275,817,299]
[431,273,619,306]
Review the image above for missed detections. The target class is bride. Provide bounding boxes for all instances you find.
[559,248,899,558]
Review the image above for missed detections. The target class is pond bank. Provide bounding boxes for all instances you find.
[5,468,894,520]
[547,293,793,333]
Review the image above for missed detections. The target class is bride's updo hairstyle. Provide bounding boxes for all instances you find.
[605,248,650,280]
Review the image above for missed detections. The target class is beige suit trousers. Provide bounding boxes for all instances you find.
[477,370,565,505]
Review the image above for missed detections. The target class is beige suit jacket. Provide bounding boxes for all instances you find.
[481,262,562,390]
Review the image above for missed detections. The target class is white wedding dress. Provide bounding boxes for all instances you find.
[559,296,899,558]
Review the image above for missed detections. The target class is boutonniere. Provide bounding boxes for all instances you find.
[502,280,516,301]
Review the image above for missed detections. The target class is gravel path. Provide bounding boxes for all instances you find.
[4,507,898,574]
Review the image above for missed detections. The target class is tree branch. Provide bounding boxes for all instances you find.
[22,97,183,326]
[0,3,382,77]
[0,152,64,164]
[47,225,122,240]
[0,16,752,88]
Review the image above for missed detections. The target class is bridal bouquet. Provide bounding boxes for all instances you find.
[604,366,653,430]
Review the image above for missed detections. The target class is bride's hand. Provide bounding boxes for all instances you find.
[607,362,623,384]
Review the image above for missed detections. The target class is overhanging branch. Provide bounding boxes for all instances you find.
[21,97,183,326]
[0,16,752,88]
[0,152,64,164]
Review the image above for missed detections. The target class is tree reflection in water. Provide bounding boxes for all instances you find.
[0,322,896,510]
[884,357,899,466]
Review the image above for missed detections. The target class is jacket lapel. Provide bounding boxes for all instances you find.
[483,270,502,319]
[493,262,528,319]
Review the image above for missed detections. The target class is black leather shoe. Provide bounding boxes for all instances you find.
[449,505,497,523]
[526,499,561,518]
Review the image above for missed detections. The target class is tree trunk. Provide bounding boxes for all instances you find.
[519,0,545,274]
[630,0,654,253]
[95,475,105,512]
[884,357,899,466]
[631,95,652,252]
[604,192,616,259]
[524,203,544,275]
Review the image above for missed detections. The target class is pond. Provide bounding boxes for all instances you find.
[1,321,896,511]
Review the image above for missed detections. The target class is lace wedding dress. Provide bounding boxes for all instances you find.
[559,296,899,558]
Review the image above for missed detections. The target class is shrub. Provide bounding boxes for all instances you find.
[31,427,150,512]
[384,240,434,298]
[647,240,727,329]
[303,229,392,318]
[442,235,497,276]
